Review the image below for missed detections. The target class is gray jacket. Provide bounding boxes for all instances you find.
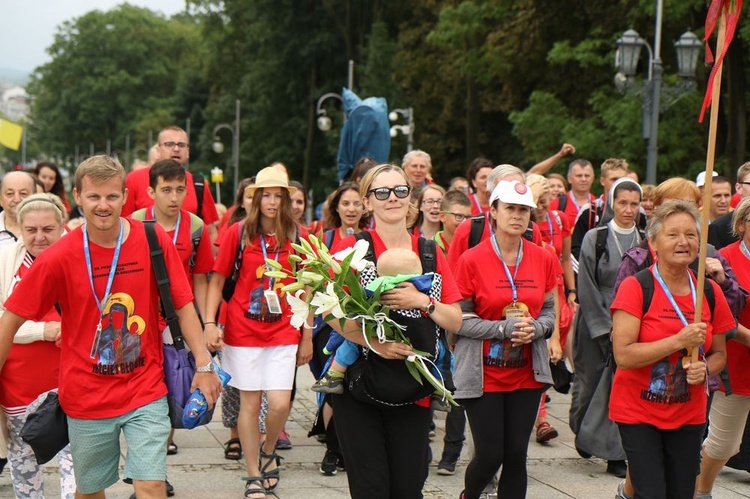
[453,298,554,400]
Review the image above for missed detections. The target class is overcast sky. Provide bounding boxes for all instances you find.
[0,0,187,74]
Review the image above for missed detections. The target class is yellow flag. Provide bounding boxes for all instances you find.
[0,119,24,151]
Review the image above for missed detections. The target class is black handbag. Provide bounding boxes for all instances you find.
[20,390,68,465]
[550,360,573,394]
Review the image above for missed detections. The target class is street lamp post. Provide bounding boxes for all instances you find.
[316,93,345,132]
[389,108,414,153]
[212,99,241,195]
[614,0,702,185]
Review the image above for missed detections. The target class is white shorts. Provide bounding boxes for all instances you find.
[222,344,298,391]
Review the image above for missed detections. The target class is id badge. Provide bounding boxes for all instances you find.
[264,290,282,314]
[502,301,528,319]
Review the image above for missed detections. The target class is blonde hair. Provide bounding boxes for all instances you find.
[732,197,750,237]
[360,164,418,222]
[74,155,126,193]
[17,193,66,227]
[600,158,629,178]
[526,174,549,205]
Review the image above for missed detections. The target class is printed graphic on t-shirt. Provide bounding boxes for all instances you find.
[90,292,146,375]
[641,355,690,404]
[245,264,282,323]
[484,338,527,369]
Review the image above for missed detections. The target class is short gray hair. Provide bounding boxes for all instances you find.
[732,196,750,237]
[646,199,701,243]
[487,164,525,192]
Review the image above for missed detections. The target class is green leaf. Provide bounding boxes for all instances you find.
[405,360,424,385]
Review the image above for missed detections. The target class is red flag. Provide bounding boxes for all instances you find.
[699,0,743,122]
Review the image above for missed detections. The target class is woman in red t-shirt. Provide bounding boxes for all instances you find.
[204,167,313,499]
[411,184,445,240]
[328,164,462,498]
[466,158,493,216]
[611,201,732,499]
[698,197,750,496]
[0,193,74,497]
[453,179,557,499]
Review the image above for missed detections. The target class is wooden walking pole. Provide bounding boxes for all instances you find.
[691,10,728,366]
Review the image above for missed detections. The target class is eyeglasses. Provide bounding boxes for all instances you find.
[161,141,189,149]
[443,211,469,222]
[368,185,411,201]
[421,198,443,207]
[739,182,750,186]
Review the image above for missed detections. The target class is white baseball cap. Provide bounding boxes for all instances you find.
[489,180,536,209]
[695,171,718,187]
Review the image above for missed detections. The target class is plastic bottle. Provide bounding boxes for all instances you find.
[182,363,231,429]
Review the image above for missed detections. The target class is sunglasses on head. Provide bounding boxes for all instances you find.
[368,185,411,201]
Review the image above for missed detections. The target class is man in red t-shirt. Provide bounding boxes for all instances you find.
[0,156,222,498]
[122,126,220,243]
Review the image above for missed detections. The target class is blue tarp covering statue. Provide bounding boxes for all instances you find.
[336,88,390,181]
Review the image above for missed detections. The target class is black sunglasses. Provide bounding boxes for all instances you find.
[368,185,411,201]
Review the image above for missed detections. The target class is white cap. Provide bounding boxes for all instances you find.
[489,180,537,209]
[695,171,718,187]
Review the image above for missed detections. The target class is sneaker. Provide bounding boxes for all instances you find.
[320,450,338,476]
[695,493,712,499]
[336,454,346,472]
[430,395,452,413]
[437,454,459,475]
[276,429,293,450]
[312,372,345,394]
[616,480,632,499]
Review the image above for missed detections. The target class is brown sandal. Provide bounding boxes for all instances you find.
[536,422,558,443]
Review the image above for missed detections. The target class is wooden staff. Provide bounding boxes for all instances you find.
[691,11,727,365]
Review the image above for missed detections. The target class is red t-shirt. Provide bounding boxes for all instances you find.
[122,167,219,225]
[218,205,237,236]
[455,238,557,392]
[0,253,61,412]
[609,270,735,429]
[538,210,571,258]
[470,194,490,216]
[4,220,194,419]
[719,241,750,395]
[549,192,596,224]
[447,213,543,273]
[731,192,741,209]
[213,223,308,347]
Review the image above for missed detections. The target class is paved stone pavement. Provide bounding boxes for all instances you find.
[4,368,750,498]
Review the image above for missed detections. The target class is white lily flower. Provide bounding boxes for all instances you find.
[310,282,346,319]
[319,249,342,274]
[332,239,370,272]
[298,271,325,284]
[286,290,311,329]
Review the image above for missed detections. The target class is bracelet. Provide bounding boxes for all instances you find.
[566,289,577,295]
[204,322,216,325]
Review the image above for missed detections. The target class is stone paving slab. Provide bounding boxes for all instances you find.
[2,368,749,498]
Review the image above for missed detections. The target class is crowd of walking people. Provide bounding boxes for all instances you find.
[1,127,750,499]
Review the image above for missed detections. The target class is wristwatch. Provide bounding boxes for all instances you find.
[195,361,216,373]
[566,288,578,296]
[423,297,436,315]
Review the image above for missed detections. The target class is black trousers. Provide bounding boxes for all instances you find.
[332,392,431,499]
[442,404,466,457]
[618,423,704,499]
[462,389,544,499]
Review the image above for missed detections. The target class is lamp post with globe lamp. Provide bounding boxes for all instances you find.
[212,99,241,195]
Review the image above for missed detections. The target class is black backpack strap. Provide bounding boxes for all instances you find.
[354,231,376,263]
[468,216,484,248]
[635,267,716,318]
[324,229,336,249]
[144,221,185,350]
[417,237,437,274]
[557,193,567,212]
[523,222,534,242]
[595,226,609,267]
[194,175,205,219]
[634,268,655,317]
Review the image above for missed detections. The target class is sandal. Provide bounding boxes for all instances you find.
[536,421,559,443]
[242,477,266,499]
[167,441,178,455]
[224,438,242,460]
[259,448,283,493]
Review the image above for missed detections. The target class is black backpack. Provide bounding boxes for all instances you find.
[468,215,534,249]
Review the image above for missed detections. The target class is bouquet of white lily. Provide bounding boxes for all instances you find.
[264,234,455,405]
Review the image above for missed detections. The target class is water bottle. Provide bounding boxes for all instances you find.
[182,363,231,429]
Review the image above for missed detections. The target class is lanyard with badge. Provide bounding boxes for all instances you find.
[150,206,180,245]
[490,235,528,318]
[652,264,706,376]
[247,233,283,320]
[85,220,124,359]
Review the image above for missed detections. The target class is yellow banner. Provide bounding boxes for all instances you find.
[0,119,24,151]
